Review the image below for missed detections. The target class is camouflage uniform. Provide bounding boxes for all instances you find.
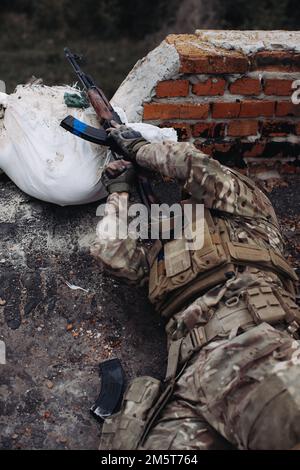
[92,141,300,450]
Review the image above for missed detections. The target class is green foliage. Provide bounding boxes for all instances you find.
[0,0,177,40]
[0,0,299,95]
[32,0,65,31]
[117,0,177,39]
[218,0,300,30]
[0,0,33,12]
[0,0,299,40]
[63,0,121,37]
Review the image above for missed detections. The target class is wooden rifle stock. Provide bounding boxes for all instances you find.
[62,47,159,213]
[87,88,115,125]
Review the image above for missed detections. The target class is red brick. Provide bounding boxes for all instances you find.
[257,142,298,159]
[276,101,300,117]
[195,141,233,156]
[251,51,300,72]
[166,34,249,74]
[180,54,248,74]
[212,102,241,118]
[160,122,192,141]
[240,100,275,117]
[214,143,235,153]
[192,122,210,138]
[194,141,214,155]
[264,79,294,96]
[229,78,261,95]
[244,142,266,158]
[227,120,259,137]
[156,80,189,98]
[280,163,300,174]
[192,78,226,96]
[192,122,225,138]
[143,103,209,120]
[262,121,296,137]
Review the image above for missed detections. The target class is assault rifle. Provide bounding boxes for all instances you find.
[60,48,156,209]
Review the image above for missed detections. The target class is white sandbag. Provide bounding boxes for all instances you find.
[128,122,177,142]
[113,105,178,142]
[0,84,111,205]
[0,84,177,206]
[0,91,8,107]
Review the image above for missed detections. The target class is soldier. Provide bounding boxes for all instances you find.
[91,124,300,450]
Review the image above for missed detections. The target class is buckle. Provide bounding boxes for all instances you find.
[287,321,300,340]
[190,326,207,349]
[179,326,209,366]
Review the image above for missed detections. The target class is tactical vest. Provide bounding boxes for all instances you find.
[101,201,299,452]
[148,206,298,319]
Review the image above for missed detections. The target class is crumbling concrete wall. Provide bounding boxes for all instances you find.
[112,31,300,177]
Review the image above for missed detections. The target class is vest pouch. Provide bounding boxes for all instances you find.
[227,242,298,282]
[191,216,227,274]
[148,239,194,303]
[245,286,287,325]
[99,376,162,450]
[275,288,300,324]
[148,212,228,306]
[164,238,191,278]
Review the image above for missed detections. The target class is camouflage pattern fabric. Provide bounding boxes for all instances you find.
[92,142,284,280]
[92,141,300,450]
[91,192,149,284]
[142,322,300,450]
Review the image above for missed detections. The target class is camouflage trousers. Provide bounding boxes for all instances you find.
[142,321,300,450]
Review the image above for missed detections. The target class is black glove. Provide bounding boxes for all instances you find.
[101,160,136,194]
[107,124,148,162]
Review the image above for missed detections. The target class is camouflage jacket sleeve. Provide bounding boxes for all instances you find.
[91,192,149,285]
[136,142,278,223]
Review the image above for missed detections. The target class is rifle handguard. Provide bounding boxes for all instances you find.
[62,48,159,209]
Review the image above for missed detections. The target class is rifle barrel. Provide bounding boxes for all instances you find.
[64,47,94,90]
[64,47,120,118]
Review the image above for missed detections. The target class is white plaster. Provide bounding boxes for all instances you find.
[245,156,296,165]
[195,30,300,54]
[252,169,281,180]
[0,340,5,365]
[271,135,300,144]
[246,135,261,143]
[111,40,181,122]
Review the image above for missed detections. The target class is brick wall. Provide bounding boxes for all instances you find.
[133,32,300,176]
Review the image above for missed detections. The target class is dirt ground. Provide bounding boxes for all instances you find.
[0,173,299,450]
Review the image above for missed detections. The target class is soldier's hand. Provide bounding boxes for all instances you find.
[104,159,131,178]
[101,160,136,194]
[107,122,148,162]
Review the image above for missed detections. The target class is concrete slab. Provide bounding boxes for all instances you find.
[0,173,299,449]
[0,176,166,449]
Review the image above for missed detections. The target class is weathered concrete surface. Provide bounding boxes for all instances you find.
[0,174,299,450]
[112,40,180,122]
[0,175,166,450]
[195,30,300,54]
